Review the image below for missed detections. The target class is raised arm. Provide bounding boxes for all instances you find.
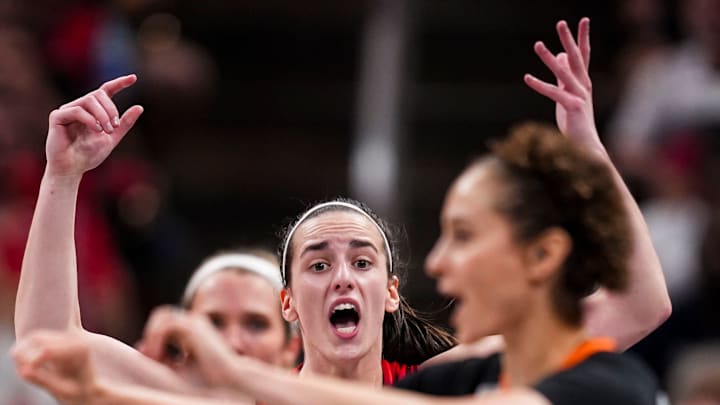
[15,75,141,337]
[524,18,671,349]
[13,75,200,391]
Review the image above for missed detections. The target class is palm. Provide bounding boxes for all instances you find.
[554,78,598,148]
[46,121,116,177]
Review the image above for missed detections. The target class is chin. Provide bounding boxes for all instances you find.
[329,343,369,362]
[455,322,498,345]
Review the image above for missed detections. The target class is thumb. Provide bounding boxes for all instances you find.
[110,105,144,146]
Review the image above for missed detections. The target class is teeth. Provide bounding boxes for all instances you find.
[336,326,356,334]
[332,303,356,313]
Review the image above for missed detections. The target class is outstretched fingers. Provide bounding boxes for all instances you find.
[524,73,584,110]
[556,21,586,80]
[578,18,591,70]
[533,41,584,96]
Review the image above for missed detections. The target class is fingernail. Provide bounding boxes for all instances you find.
[113,117,120,126]
[106,122,114,132]
[96,121,103,132]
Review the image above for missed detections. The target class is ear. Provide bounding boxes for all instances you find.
[385,275,400,313]
[523,227,572,285]
[280,288,298,322]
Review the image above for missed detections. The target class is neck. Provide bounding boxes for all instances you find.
[299,340,384,386]
[501,296,586,388]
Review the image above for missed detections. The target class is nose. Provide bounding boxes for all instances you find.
[333,260,356,292]
[222,324,247,355]
[425,238,445,279]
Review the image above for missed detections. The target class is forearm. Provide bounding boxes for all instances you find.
[231,360,430,405]
[582,150,671,349]
[227,358,547,405]
[15,171,83,338]
[84,332,211,394]
[92,379,248,405]
[421,335,504,368]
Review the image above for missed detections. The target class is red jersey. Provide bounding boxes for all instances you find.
[295,359,418,385]
[382,359,418,385]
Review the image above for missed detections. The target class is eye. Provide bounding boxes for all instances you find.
[452,229,473,242]
[208,314,225,330]
[310,262,329,272]
[246,317,270,332]
[354,259,371,269]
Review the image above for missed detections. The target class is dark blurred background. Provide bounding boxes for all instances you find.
[2,0,720,403]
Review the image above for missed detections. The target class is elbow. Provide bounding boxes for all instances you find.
[634,293,672,346]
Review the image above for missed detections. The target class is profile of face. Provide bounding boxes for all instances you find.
[281,210,400,362]
[189,270,297,367]
[426,163,539,344]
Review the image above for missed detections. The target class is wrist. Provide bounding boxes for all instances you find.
[41,169,83,189]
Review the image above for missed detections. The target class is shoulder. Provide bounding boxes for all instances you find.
[535,352,660,405]
[393,354,501,395]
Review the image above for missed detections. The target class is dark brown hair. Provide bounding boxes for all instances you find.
[480,122,631,326]
[279,198,456,365]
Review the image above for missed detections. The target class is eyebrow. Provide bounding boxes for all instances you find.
[299,239,379,258]
[349,239,379,253]
[300,241,328,258]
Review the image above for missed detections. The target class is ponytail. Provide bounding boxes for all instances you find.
[382,296,456,365]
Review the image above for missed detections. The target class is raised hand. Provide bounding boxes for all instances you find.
[45,74,143,177]
[524,18,605,156]
[12,331,98,405]
[139,306,238,388]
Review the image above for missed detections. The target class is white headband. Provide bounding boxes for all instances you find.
[281,201,393,286]
[182,253,283,306]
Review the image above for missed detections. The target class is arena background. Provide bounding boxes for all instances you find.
[3,0,720,401]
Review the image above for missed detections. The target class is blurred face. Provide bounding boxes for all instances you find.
[189,271,291,366]
[282,210,399,363]
[425,163,531,343]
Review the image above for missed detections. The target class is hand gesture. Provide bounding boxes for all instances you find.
[45,75,143,177]
[12,331,98,405]
[524,18,605,156]
[139,306,238,388]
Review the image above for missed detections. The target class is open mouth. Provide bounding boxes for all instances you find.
[329,302,360,338]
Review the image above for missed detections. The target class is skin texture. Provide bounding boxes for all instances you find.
[281,210,399,383]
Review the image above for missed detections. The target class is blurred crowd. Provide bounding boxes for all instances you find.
[0,0,215,402]
[1,0,720,404]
